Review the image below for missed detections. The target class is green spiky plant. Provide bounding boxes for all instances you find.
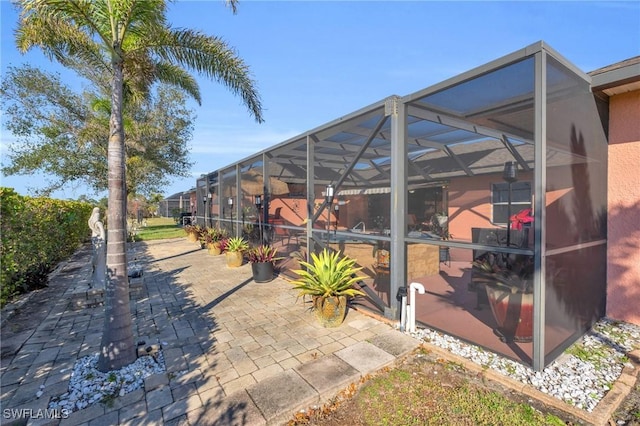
[291,249,366,299]
[291,249,366,327]
[225,236,249,253]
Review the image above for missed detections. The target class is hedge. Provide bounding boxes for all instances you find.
[0,188,93,306]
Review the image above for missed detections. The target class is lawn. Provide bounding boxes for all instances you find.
[289,347,573,426]
[131,217,187,241]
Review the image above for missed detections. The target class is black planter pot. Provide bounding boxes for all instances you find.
[251,262,274,283]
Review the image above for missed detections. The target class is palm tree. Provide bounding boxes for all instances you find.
[16,0,263,371]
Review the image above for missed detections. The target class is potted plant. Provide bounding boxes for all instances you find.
[184,224,202,243]
[203,228,228,255]
[472,252,534,343]
[246,245,283,283]
[290,249,366,327]
[430,212,451,263]
[225,236,248,268]
[218,237,230,254]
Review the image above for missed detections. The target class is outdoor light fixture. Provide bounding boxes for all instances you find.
[202,195,208,227]
[254,195,263,244]
[503,161,518,183]
[325,185,335,243]
[228,197,234,234]
[503,161,519,247]
[325,184,334,205]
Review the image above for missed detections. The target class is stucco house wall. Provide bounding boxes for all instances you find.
[606,89,640,325]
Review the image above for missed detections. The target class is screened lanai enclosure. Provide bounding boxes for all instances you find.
[194,42,608,370]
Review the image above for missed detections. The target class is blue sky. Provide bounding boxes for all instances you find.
[1,1,639,200]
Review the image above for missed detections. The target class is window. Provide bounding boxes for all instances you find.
[491,181,531,224]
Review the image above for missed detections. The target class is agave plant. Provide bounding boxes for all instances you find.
[225,236,249,253]
[291,249,366,299]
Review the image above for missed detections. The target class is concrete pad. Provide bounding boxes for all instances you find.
[295,354,360,394]
[368,330,421,357]
[246,370,317,422]
[334,341,396,374]
[187,390,265,426]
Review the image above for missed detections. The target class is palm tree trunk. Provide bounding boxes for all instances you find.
[97,53,135,372]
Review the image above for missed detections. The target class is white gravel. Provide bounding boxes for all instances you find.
[48,347,167,413]
[410,317,640,412]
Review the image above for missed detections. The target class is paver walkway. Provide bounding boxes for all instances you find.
[1,238,420,425]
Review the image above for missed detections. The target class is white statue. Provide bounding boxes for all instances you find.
[88,207,105,240]
[88,207,106,289]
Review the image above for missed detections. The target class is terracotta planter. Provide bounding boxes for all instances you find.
[207,242,222,256]
[186,233,198,243]
[312,295,348,328]
[485,285,533,343]
[251,262,274,283]
[225,251,243,268]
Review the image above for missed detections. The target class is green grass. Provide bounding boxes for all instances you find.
[297,355,569,426]
[131,217,188,241]
[353,366,564,425]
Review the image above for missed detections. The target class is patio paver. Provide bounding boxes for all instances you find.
[0,238,420,425]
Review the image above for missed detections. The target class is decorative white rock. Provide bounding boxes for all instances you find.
[409,318,639,413]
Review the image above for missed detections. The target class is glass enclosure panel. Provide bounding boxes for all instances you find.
[544,244,607,364]
[543,55,608,364]
[208,172,219,228]
[404,56,539,367]
[220,167,237,235]
[310,110,391,248]
[412,245,533,365]
[239,159,264,245]
[196,176,208,227]
[415,57,536,141]
[405,57,535,252]
[303,108,393,311]
[545,57,608,250]
[265,139,308,277]
[404,136,535,251]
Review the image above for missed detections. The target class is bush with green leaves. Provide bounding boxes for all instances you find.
[0,188,93,306]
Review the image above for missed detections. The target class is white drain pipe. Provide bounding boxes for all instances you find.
[407,282,425,333]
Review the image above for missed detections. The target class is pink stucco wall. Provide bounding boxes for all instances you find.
[607,90,640,325]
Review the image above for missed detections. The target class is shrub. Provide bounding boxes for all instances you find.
[0,188,93,306]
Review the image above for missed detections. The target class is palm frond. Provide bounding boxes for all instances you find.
[153,62,201,104]
[148,28,263,121]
